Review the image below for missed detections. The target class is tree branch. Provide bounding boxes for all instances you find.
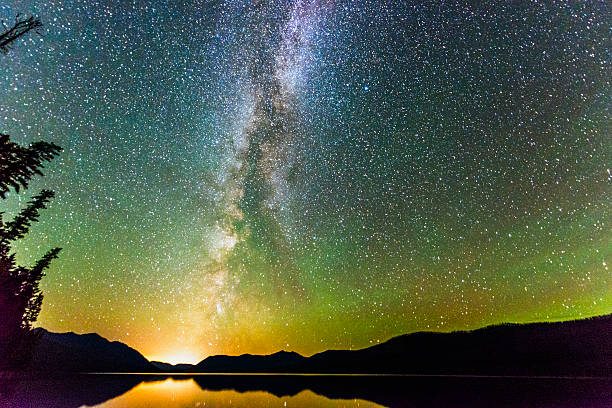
[0,134,61,198]
[2,190,55,242]
[0,15,42,53]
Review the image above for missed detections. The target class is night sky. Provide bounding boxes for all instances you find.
[1,0,610,364]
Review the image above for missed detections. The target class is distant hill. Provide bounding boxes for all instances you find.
[194,315,611,376]
[194,350,306,373]
[29,328,158,373]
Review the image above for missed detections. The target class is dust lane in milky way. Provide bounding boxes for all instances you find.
[0,0,610,363]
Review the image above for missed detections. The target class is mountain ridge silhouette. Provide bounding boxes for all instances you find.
[17,314,611,376]
[192,314,611,376]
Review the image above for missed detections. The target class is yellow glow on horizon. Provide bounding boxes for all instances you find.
[147,349,203,365]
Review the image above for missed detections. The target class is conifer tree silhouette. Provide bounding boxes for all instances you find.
[0,137,61,369]
[0,15,62,370]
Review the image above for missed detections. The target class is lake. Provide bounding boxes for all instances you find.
[0,373,610,407]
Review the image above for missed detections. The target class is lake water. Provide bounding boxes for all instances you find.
[0,373,610,407]
[92,377,383,407]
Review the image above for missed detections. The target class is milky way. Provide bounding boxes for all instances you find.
[0,0,610,363]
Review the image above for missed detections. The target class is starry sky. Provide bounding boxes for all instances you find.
[0,0,610,364]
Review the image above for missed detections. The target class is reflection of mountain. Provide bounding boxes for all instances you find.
[0,375,145,408]
[30,328,158,373]
[191,375,612,408]
[1,374,610,408]
[194,315,611,376]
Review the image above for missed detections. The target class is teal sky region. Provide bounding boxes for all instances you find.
[0,0,610,363]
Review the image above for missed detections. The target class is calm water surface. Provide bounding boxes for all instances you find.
[0,373,610,407]
[92,377,382,407]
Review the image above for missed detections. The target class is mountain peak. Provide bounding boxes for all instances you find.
[30,329,158,373]
[272,350,302,356]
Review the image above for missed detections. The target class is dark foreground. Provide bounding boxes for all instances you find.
[0,373,610,408]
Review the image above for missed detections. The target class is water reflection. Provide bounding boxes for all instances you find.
[93,377,383,407]
[0,374,610,408]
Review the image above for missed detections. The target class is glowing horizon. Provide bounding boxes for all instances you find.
[146,350,204,366]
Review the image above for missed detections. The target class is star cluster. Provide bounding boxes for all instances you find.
[0,0,610,363]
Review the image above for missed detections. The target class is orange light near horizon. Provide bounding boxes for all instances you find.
[147,349,202,365]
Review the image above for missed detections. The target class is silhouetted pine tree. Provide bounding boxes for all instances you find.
[0,136,61,369]
[0,15,63,369]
